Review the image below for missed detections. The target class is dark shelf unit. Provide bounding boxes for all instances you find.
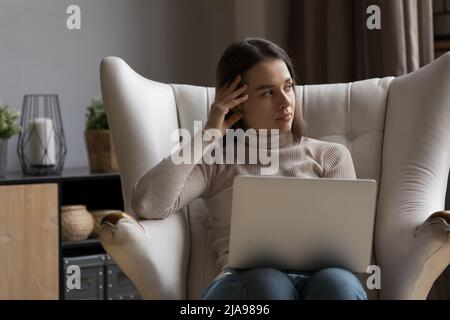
[62,238,102,249]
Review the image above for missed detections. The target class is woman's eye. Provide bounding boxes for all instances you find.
[262,84,294,96]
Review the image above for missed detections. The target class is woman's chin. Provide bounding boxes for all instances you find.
[269,126,291,135]
[276,123,292,133]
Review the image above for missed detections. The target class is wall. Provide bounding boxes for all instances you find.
[234,0,290,50]
[0,0,148,172]
[141,0,236,86]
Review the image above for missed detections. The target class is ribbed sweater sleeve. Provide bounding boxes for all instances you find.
[321,143,357,179]
[130,129,217,220]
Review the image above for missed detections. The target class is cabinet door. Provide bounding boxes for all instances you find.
[0,183,59,299]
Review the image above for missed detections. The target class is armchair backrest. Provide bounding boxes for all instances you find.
[100,56,393,213]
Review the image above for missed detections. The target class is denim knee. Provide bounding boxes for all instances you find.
[301,267,367,300]
[202,267,298,300]
[201,273,247,300]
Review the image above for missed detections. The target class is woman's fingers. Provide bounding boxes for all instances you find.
[233,93,249,105]
[207,75,248,134]
[225,84,248,103]
[218,74,242,98]
[227,74,242,90]
[225,94,248,112]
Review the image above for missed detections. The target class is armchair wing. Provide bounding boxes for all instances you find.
[375,53,450,299]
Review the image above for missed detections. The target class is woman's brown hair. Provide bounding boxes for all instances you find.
[215,37,308,145]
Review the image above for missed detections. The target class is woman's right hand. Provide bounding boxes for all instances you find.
[203,74,248,137]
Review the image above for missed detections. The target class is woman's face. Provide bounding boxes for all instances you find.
[238,58,296,135]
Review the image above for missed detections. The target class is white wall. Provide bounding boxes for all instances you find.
[0,0,288,173]
[0,0,148,172]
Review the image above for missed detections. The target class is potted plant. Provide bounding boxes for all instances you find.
[84,97,118,173]
[0,102,21,176]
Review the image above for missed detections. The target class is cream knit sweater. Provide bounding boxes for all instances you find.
[131,129,357,274]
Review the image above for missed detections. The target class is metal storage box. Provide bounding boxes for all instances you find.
[63,254,105,300]
[105,254,140,300]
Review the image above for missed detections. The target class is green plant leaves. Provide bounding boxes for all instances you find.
[0,104,21,140]
[85,97,109,130]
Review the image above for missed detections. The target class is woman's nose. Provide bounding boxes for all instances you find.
[278,92,291,108]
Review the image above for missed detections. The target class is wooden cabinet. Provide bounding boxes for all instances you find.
[0,168,124,300]
[0,183,59,299]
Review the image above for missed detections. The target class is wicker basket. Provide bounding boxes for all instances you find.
[84,130,118,173]
[61,205,95,241]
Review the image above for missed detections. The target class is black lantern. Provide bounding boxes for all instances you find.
[17,94,67,175]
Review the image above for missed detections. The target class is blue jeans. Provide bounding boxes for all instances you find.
[201,267,367,300]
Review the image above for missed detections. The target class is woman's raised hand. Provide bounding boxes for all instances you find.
[203,74,248,137]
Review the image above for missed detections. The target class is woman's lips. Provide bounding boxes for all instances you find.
[276,113,292,121]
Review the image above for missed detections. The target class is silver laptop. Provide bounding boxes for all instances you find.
[228,176,378,273]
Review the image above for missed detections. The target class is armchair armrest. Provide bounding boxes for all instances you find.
[407,211,450,299]
[98,210,190,299]
[415,211,450,235]
[100,211,147,233]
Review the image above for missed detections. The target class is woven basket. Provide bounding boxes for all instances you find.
[90,209,123,237]
[61,205,95,241]
[84,130,118,173]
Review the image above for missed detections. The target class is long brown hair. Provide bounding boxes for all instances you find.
[215,37,308,145]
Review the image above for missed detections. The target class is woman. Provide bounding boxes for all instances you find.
[131,38,367,300]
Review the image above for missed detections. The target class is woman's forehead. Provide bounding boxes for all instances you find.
[244,59,291,85]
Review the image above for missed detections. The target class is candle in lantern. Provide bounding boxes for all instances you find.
[25,117,56,166]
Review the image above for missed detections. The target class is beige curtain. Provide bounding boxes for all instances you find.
[288,0,434,84]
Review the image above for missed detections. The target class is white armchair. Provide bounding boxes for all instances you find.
[98,53,450,300]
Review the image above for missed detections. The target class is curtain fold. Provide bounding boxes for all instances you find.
[288,0,434,84]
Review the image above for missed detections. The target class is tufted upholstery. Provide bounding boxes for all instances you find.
[99,53,450,300]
